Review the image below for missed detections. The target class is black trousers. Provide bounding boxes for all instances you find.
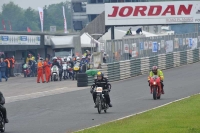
[0,105,7,120]
[93,91,111,104]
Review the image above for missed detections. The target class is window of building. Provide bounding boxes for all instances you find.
[97,0,103,3]
[104,0,110,3]
[111,0,117,2]
[125,0,132,2]
[118,0,124,2]
[88,0,97,3]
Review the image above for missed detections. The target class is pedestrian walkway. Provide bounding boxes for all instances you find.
[0,77,88,98]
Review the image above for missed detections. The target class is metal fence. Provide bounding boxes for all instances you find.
[101,32,200,63]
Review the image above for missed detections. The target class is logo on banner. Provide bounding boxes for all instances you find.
[20,36,27,41]
[108,5,193,17]
[1,36,8,41]
[124,44,129,53]
[152,42,158,52]
[140,42,144,50]
[189,38,193,47]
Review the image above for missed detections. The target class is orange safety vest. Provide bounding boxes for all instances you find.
[37,62,43,69]
[4,59,10,68]
[11,58,15,68]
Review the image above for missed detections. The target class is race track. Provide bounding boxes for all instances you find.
[5,62,200,133]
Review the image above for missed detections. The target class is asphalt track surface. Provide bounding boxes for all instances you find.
[4,62,200,133]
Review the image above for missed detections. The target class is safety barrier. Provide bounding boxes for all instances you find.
[93,48,200,83]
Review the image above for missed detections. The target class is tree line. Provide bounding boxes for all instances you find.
[0,1,72,32]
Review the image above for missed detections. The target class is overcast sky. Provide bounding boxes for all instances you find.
[0,0,67,10]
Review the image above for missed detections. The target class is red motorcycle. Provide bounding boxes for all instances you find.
[24,66,31,77]
[149,75,162,100]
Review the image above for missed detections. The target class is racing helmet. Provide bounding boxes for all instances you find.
[97,71,104,77]
[67,58,70,62]
[152,66,158,74]
[52,57,57,62]
[76,57,80,61]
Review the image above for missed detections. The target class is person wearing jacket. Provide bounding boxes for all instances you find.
[0,58,8,82]
[148,66,164,94]
[4,58,10,78]
[43,57,51,83]
[90,72,112,108]
[0,91,9,123]
[37,58,45,83]
[126,27,132,35]
[51,57,60,68]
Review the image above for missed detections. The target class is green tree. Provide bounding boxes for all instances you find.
[43,2,72,32]
[22,7,40,31]
[0,1,72,32]
[1,2,24,31]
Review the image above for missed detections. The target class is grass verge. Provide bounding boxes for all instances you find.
[76,94,200,133]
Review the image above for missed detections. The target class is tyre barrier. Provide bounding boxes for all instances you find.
[77,73,88,87]
[87,76,94,86]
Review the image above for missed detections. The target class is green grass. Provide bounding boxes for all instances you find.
[76,94,200,133]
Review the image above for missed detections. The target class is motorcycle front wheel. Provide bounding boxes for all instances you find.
[153,87,157,100]
[96,96,102,114]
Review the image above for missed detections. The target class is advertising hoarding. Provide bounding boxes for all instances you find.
[0,35,40,45]
[105,1,200,25]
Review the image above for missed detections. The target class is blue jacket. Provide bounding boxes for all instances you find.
[0,62,6,72]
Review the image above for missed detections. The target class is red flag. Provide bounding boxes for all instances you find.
[2,20,6,30]
[27,27,32,32]
[8,21,12,31]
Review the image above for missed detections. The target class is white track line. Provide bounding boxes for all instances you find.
[75,93,200,133]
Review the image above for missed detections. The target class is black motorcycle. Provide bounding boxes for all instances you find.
[0,107,5,132]
[95,87,109,114]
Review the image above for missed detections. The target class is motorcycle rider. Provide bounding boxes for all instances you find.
[90,72,112,108]
[51,57,60,68]
[62,57,68,79]
[0,91,9,123]
[148,66,165,94]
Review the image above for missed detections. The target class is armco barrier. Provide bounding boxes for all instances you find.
[93,48,200,83]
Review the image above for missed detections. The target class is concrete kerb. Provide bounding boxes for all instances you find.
[75,93,200,133]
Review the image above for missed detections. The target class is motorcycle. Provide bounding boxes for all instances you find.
[0,107,5,132]
[95,87,109,114]
[51,65,59,81]
[149,75,162,100]
[73,63,80,80]
[23,64,31,78]
[62,63,68,80]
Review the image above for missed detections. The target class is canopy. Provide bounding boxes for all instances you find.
[50,36,74,49]
[81,33,102,47]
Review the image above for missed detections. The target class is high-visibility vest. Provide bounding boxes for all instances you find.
[4,59,10,68]
[11,58,15,68]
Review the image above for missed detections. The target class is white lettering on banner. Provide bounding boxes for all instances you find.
[105,1,200,25]
[166,17,193,22]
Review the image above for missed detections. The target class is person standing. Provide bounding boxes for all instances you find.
[43,57,51,83]
[37,58,45,83]
[0,58,8,82]
[4,58,10,78]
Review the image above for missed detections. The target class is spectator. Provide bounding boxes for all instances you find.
[136,27,143,35]
[126,27,132,35]
[0,58,8,82]
[4,57,10,78]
